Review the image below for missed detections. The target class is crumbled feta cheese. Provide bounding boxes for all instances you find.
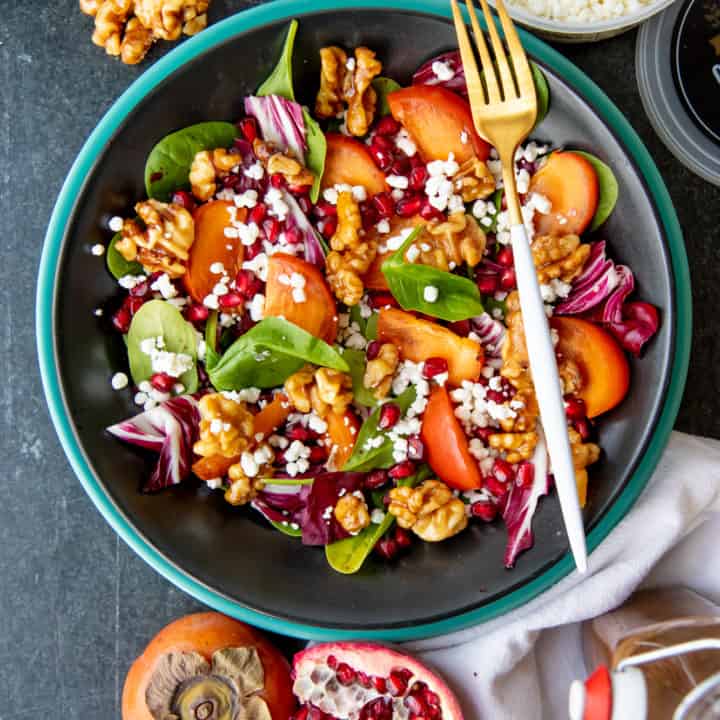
[118,274,146,290]
[150,273,178,299]
[108,216,123,233]
[472,199,488,218]
[370,508,386,524]
[386,175,409,190]
[384,227,414,252]
[322,187,339,204]
[264,187,289,221]
[246,293,265,321]
[432,60,455,82]
[375,219,391,234]
[391,189,405,202]
[94,308,103,317]
[111,372,128,390]
[269,434,289,450]
[346,57,356,71]
[237,222,260,247]
[460,130,469,145]
[209,262,225,275]
[540,278,573,303]
[352,185,367,203]
[244,162,265,180]
[234,190,258,209]
[203,293,219,310]
[395,129,417,157]
[212,282,229,296]
[242,252,269,282]
[240,452,259,478]
[423,285,439,303]
[406,244,420,263]
[91,243,105,256]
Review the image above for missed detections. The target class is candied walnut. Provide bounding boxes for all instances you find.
[326,192,377,306]
[120,17,154,64]
[189,148,238,201]
[193,393,254,459]
[558,357,583,396]
[284,365,316,414]
[453,157,496,202]
[115,199,194,277]
[311,367,353,417]
[315,46,382,136]
[569,427,601,498]
[488,431,538,464]
[266,152,314,187]
[224,443,273,506]
[180,0,209,35]
[533,233,591,284]
[388,480,468,542]
[500,291,528,384]
[134,0,184,41]
[91,0,133,56]
[80,0,101,16]
[334,494,370,534]
[363,343,399,400]
[420,213,487,271]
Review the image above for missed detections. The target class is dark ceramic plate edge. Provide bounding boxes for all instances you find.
[37,0,691,640]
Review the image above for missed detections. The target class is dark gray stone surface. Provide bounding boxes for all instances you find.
[0,1,718,716]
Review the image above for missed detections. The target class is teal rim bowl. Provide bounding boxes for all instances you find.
[36,0,690,641]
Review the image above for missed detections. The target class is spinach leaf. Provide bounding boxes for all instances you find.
[325,464,432,574]
[365,313,379,340]
[106,231,142,280]
[303,107,326,203]
[342,387,417,472]
[531,62,550,128]
[484,296,506,320]
[204,310,220,371]
[257,20,298,100]
[381,226,484,321]
[372,77,402,117]
[208,317,349,390]
[145,122,239,201]
[342,348,378,408]
[127,300,198,392]
[573,151,619,231]
[270,520,303,538]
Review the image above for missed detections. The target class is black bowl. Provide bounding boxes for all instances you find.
[37,0,690,640]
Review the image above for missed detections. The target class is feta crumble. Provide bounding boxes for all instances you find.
[423,285,439,303]
[111,372,128,390]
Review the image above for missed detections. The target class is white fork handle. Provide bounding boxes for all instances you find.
[510,223,588,574]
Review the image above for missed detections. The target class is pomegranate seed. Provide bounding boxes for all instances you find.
[395,195,422,217]
[378,403,401,430]
[237,117,257,142]
[221,173,240,190]
[391,155,411,176]
[394,526,413,549]
[497,246,514,267]
[516,461,535,489]
[423,688,441,708]
[150,372,174,393]
[309,445,328,463]
[235,270,262,299]
[320,216,338,239]
[186,303,209,324]
[366,340,382,360]
[288,183,308,196]
[375,115,401,136]
[408,166,428,191]
[474,426,494,444]
[368,292,398,309]
[388,668,412,696]
[245,240,263,260]
[372,192,395,219]
[408,435,425,461]
[360,697,393,720]
[375,536,399,560]
[448,319,471,336]
[218,292,244,309]
[485,475,509,499]
[372,676,387,693]
[292,708,309,720]
[422,357,448,378]
[371,134,395,151]
[287,425,317,441]
[336,662,356,686]
[471,500,497,521]
[574,417,594,442]
[364,469,389,490]
[419,198,443,220]
[565,396,587,421]
[125,296,146,314]
[370,146,393,171]
[409,153,424,168]
[357,671,372,688]
[248,202,267,225]
[477,274,499,295]
[171,189,196,211]
[284,227,302,244]
[270,173,286,189]
[404,695,426,715]
[360,201,379,230]
[389,461,416,479]
[493,458,515,484]
[487,389,505,404]
[263,218,280,243]
[327,655,338,669]
[112,307,131,333]
[314,200,337,219]
[500,267,517,290]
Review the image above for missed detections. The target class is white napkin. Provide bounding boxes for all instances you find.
[405,432,720,720]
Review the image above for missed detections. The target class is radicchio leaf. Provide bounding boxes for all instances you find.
[502,427,550,568]
[601,265,635,324]
[107,396,200,493]
[244,94,307,162]
[556,241,618,315]
[471,312,506,358]
[282,190,326,267]
[412,51,468,97]
[607,302,660,358]
[253,487,306,526]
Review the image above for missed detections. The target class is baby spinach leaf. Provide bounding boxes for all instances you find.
[342,387,417,472]
[257,20,298,100]
[372,77,402,117]
[208,317,349,390]
[203,310,220,371]
[270,520,303,538]
[303,107,326,203]
[365,313,379,340]
[573,151,619,231]
[144,122,239,201]
[381,226,484,321]
[342,348,378,408]
[106,231,143,280]
[531,62,550,128]
[127,300,198,392]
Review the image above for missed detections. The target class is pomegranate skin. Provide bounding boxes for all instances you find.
[293,642,464,720]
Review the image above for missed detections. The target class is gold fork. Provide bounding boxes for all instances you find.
[451,0,588,573]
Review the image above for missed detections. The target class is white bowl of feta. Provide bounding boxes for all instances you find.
[489,0,677,42]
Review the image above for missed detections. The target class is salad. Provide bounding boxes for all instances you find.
[101,20,660,573]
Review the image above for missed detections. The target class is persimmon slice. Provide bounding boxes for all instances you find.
[321,134,388,195]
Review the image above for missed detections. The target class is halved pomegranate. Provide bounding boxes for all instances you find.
[292,642,464,720]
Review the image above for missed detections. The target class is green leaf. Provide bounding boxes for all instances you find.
[342,387,417,472]
[204,310,220,371]
[531,62,550,129]
[270,520,303,538]
[573,151,619,231]
[257,20,298,101]
[484,296,506,320]
[365,313,379,340]
[127,300,199,392]
[372,77,402,117]
[106,231,143,280]
[144,122,239,201]
[303,107,327,203]
[381,226,484,322]
[208,317,349,390]
[342,348,378,408]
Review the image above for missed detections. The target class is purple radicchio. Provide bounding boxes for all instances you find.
[106,396,200,493]
[244,95,307,162]
[412,51,468,97]
[282,190,326,267]
[502,427,550,568]
[471,312,506,358]
[252,486,306,527]
[555,241,618,315]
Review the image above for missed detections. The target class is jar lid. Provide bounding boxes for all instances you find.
[636,0,720,186]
